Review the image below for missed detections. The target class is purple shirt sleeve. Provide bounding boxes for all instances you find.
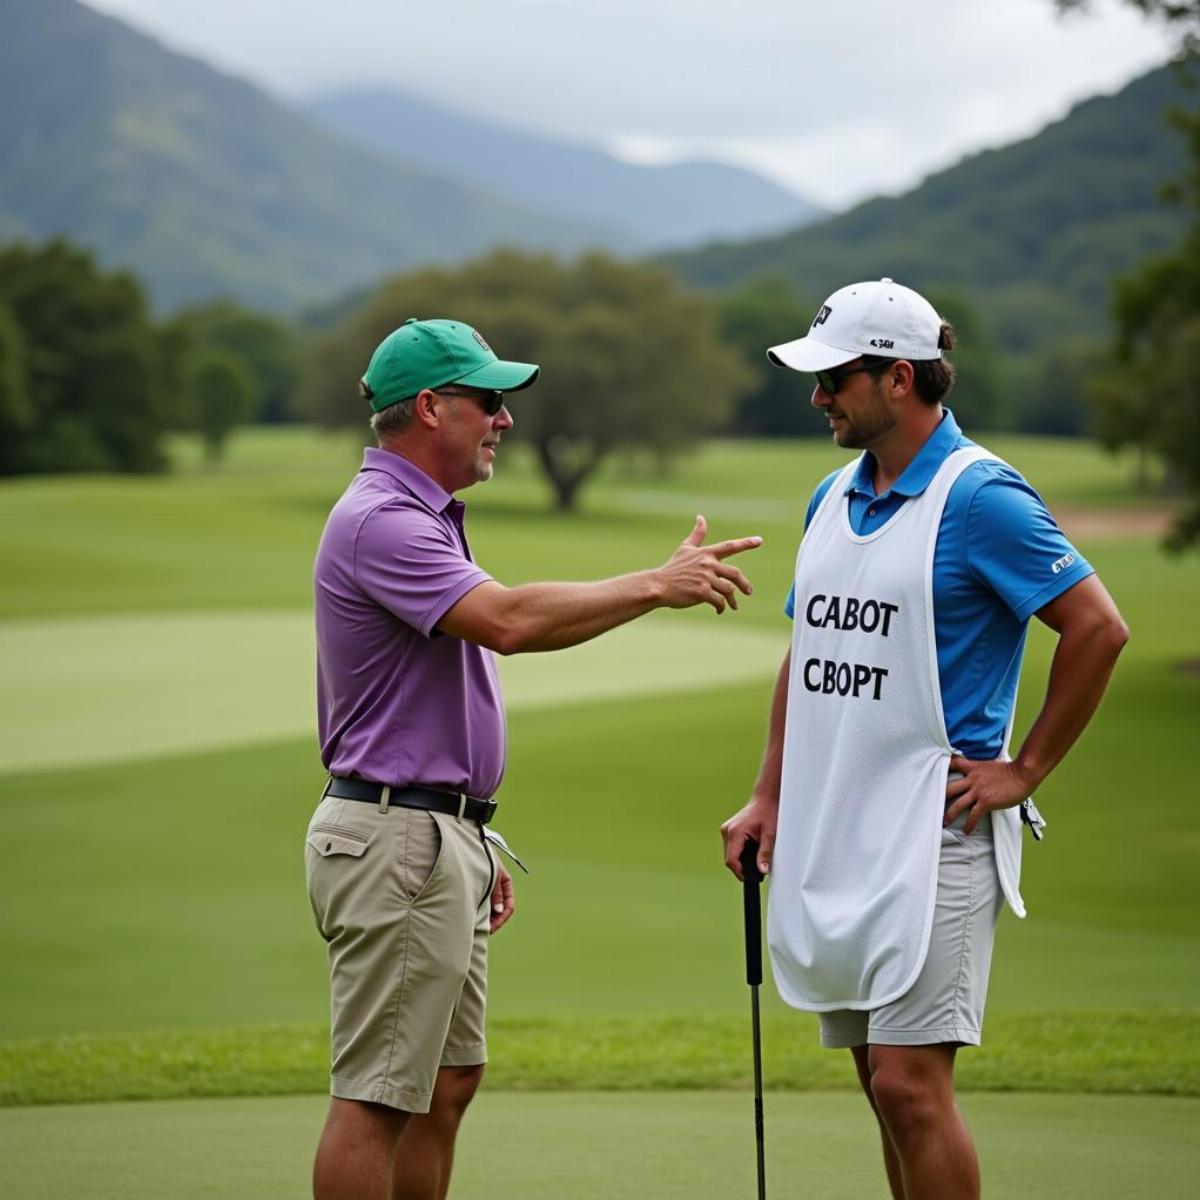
[355,503,492,638]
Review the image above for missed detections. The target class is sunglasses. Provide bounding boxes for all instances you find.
[813,358,890,396]
[436,386,506,416]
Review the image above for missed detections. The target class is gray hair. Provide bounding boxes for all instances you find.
[369,397,416,442]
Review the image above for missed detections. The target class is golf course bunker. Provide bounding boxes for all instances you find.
[0,611,785,772]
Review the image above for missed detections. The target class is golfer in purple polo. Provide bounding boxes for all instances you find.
[306,316,762,1200]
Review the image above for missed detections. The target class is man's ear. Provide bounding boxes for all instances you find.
[887,360,915,400]
[413,388,441,429]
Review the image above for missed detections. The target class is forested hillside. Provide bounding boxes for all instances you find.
[0,0,616,312]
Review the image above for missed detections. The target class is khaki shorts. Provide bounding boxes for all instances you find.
[819,813,1003,1049]
[305,793,495,1113]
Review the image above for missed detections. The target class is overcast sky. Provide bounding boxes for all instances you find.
[85,0,1178,209]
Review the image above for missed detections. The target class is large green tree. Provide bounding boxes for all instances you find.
[0,240,171,475]
[1057,1,1200,546]
[165,303,302,424]
[303,250,751,510]
[716,277,824,436]
[189,348,255,465]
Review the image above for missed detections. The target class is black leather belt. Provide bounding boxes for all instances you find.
[324,777,497,825]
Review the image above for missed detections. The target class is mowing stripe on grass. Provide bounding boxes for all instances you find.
[0,613,784,772]
[2,1011,1196,1107]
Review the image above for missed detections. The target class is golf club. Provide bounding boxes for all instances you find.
[740,837,766,1200]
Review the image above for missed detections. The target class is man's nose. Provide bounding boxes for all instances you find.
[811,384,831,409]
[494,404,514,431]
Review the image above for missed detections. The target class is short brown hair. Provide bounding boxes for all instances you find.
[864,321,957,405]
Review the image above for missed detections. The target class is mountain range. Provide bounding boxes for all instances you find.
[662,64,1190,353]
[0,0,621,312]
[304,87,824,251]
[0,0,1188,337]
[0,0,818,313]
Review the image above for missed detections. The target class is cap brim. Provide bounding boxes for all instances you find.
[454,360,540,392]
[766,337,859,372]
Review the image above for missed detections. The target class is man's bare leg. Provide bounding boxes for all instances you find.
[867,1044,980,1200]
[850,1045,905,1200]
[313,1097,409,1200]
[391,1064,486,1200]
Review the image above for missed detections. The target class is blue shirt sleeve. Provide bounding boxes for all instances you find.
[961,467,1094,621]
[785,469,843,619]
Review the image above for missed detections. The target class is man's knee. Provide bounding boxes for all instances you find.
[867,1051,952,1141]
[430,1064,485,1119]
[328,1096,410,1138]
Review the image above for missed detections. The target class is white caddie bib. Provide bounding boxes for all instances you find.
[767,445,1026,1013]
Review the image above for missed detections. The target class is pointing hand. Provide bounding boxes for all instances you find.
[658,515,762,614]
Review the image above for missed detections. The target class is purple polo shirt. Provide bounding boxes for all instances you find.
[314,447,506,797]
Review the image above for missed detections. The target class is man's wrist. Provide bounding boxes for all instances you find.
[639,567,667,608]
[1011,754,1047,793]
[749,790,780,811]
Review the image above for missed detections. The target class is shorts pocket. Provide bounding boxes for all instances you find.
[307,823,370,859]
[404,812,443,902]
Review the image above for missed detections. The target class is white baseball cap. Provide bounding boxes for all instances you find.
[767,278,944,372]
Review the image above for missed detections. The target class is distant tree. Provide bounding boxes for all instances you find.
[1056,1,1200,546]
[979,284,1091,357]
[0,240,169,475]
[302,250,751,510]
[189,348,255,465]
[716,277,827,436]
[0,304,33,450]
[926,291,1006,431]
[1014,338,1106,436]
[165,303,301,423]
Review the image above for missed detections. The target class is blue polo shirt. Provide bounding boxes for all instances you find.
[784,411,1093,759]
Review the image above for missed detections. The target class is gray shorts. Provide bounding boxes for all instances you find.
[818,812,1003,1049]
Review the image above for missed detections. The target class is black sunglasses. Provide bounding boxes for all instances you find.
[436,386,505,416]
[813,358,891,396]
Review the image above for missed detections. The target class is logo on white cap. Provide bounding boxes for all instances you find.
[768,278,943,373]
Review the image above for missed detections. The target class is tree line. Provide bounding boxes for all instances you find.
[0,240,1117,461]
[2,130,1197,542]
[0,240,301,475]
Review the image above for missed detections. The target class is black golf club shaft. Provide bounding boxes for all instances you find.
[740,838,766,1200]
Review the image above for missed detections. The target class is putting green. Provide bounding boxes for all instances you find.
[0,1091,1195,1199]
[0,611,785,772]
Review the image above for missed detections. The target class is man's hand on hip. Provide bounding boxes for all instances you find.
[489,861,514,933]
[721,797,779,880]
[944,755,1036,835]
[656,515,762,614]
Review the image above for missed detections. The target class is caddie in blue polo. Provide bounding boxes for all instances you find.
[720,278,1130,1200]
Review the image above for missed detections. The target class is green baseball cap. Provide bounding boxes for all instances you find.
[359,317,540,412]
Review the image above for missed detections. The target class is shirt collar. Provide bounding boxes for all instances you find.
[360,446,457,515]
[843,409,964,500]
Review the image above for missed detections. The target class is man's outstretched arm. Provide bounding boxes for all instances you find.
[437,516,761,654]
[720,648,791,880]
[944,573,1129,833]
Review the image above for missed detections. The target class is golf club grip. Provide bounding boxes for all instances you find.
[740,838,763,986]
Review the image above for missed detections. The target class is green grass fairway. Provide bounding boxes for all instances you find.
[1,1091,1196,1200]
[0,613,783,771]
[0,428,1196,1113]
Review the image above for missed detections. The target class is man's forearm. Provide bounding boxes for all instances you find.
[496,573,665,653]
[1013,605,1128,789]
